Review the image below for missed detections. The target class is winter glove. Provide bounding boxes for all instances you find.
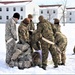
[29,30,33,35]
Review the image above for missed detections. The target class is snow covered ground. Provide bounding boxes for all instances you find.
[0,23,75,74]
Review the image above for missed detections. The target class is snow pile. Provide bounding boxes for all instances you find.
[0,23,75,74]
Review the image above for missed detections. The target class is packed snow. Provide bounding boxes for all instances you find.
[0,23,75,74]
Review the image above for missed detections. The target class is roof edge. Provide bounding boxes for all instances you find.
[0,0,32,4]
[39,4,62,8]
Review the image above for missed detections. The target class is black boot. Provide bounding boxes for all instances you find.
[42,64,47,70]
[54,65,58,68]
[18,66,24,70]
[60,63,65,65]
[38,64,42,68]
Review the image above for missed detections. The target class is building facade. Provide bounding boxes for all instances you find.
[66,7,75,23]
[0,1,39,23]
[39,5,65,23]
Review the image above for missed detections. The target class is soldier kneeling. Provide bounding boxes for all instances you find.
[9,42,33,69]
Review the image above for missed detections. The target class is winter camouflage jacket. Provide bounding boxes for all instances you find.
[53,24,61,34]
[5,17,17,42]
[27,20,35,31]
[55,32,67,48]
[37,19,54,42]
[18,21,30,44]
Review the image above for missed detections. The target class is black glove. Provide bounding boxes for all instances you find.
[29,30,33,35]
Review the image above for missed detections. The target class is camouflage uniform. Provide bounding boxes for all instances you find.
[18,21,30,44]
[53,18,61,33]
[5,17,17,65]
[27,30,42,67]
[53,24,61,64]
[27,20,35,31]
[52,24,61,34]
[29,30,42,50]
[27,14,35,31]
[9,42,32,69]
[17,43,32,69]
[32,51,42,67]
[17,19,33,69]
[27,14,36,53]
[36,18,58,69]
[55,32,67,65]
[27,20,36,53]
[53,18,67,65]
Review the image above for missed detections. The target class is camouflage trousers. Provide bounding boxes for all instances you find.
[9,43,32,69]
[57,43,67,64]
[17,47,32,69]
[5,39,16,64]
[41,41,58,67]
[32,50,42,67]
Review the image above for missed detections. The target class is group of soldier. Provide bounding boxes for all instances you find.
[5,12,67,70]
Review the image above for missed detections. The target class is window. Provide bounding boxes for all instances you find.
[70,12,72,15]
[13,7,16,11]
[6,16,9,20]
[0,16,2,20]
[47,10,49,14]
[21,7,23,11]
[6,7,9,11]
[21,16,23,20]
[41,10,43,14]
[53,10,55,13]
[0,8,2,11]
[69,18,71,21]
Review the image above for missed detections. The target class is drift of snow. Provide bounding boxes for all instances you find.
[0,23,75,74]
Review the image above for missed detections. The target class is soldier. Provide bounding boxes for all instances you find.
[5,12,20,65]
[16,18,33,69]
[9,42,33,69]
[27,14,36,53]
[27,14,35,31]
[54,18,67,65]
[18,18,30,44]
[55,32,67,65]
[29,30,42,52]
[36,16,59,70]
[53,18,61,33]
[17,43,32,69]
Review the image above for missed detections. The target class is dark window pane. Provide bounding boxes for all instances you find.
[13,7,16,11]
[69,18,71,21]
[0,16,2,20]
[21,7,23,11]
[47,10,49,14]
[70,12,72,15]
[21,16,23,20]
[6,7,9,11]
[41,10,43,14]
[6,16,9,20]
[0,8,2,11]
[53,10,55,13]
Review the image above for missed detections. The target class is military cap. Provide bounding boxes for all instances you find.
[28,14,33,18]
[13,12,20,19]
